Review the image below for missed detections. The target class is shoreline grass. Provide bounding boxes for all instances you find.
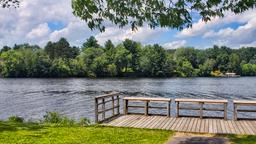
[0,121,172,144]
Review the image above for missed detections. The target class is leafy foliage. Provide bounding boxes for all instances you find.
[72,0,256,31]
[8,116,24,123]
[1,37,256,78]
[43,112,75,126]
[0,0,19,8]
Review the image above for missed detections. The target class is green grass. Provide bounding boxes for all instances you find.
[0,121,172,144]
[227,134,256,144]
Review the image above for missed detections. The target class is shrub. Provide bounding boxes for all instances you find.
[43,112,62,123]
[43,112,75,126]
[79,118,90,126]
[8,116,24,123]
[60,116,75,126]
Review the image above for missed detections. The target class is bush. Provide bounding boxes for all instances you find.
[43,112,62,123]
[8,116,24,123]
[79,118,90,126]
[43,112,75,126]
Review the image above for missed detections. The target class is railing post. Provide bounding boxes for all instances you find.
[112,96,115,116]
[224,103,227,120]
[234,103,237,121]
[176,102,179,118]
[117,95,120,115]
[102,98,105,120]
[167,101,171,117]
[200,102,203,119]
[124,99,128,115]
[95,98,98,123]
[145,101,149,116]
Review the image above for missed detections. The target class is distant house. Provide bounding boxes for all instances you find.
[225,72,240,77]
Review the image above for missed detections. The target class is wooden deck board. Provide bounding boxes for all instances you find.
[103,115,256,135]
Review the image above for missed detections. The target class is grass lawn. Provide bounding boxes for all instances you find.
[0,121,172,144]
[227,135,256,144]
[1,121,256,144]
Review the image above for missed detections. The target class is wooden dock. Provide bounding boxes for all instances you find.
[104,115,256,135]
[96,92,256,135]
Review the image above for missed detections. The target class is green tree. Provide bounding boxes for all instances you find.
[72,0,255,32]
[174,47,198,68]
[249,55,256,64]
[0,50,25,77]
[91,54,109,76]
[79,47,105,77]
[45,38,79,59]
[139,44,169,77]
[113,44,131,75]
[50,58,71,77]
[107,64,117,77]
[104,40,115,51]
[0,46,11,54]
[228,53,241,73]
[199,59,216,76]
[176,60,195,77]
[123,39,141,72]
[68,58,87,77]
[82,36,100,50]
[241,63,256,76]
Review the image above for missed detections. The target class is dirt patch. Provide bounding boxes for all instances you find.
[166,133,229,144]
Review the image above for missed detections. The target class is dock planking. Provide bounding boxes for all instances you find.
[103,115,256,135]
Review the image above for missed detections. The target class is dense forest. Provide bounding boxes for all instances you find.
[0,36,256,78]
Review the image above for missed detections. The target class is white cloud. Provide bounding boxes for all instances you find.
[162,40,187,49]
[0,0,255,48]
[26,23,50,39]
[177,9,256,47]
[178,10,256,38]
[95,26,167,45]
[0,0,169,48]
[0,0,94,47]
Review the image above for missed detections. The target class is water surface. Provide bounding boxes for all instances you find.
[0,77,256,121]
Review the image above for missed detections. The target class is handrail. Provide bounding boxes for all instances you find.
[95,92,120,123]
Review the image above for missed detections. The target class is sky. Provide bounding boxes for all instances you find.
[0,0,255,49]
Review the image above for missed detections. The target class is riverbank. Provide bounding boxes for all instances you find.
[0,121,171,144]
[0,121,256,144]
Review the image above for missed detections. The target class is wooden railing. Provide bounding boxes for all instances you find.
[233,100,256,120]
[95,92,120,123]
[123,97,171,117]
[175,99,228,120]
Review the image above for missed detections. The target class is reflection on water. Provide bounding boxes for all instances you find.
[0,77,256,121]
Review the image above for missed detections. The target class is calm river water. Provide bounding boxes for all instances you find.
[0,77,256,121]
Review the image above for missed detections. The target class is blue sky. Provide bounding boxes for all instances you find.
[0,0,255,49]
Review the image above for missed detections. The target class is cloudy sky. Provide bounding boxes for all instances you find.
[0,0,255,49]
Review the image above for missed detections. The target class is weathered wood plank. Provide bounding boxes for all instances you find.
[231,120,242,134]
[175,99,228,103]
[187,118,195,132]
[164,117,177,130]
[104,115,256,135]
[123,97,171,102]
[133,116,149,128]
[151,116,166,129]
[234,100,256,104]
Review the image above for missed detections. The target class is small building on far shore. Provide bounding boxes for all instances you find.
[225,72,240,77]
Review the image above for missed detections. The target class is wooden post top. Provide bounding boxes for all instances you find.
[95,92,120,99]
[175,98,228,103]
[233,100,256,104]
[123,97,171,102]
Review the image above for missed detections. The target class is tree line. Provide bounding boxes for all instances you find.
[0,36,256,78]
